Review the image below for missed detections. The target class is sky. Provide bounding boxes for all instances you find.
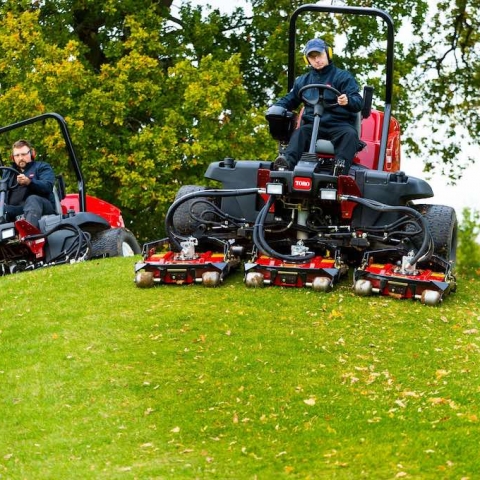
[178,0,479,222]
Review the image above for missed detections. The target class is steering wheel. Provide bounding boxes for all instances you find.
[0,166,20,191]
[298,83,341,108]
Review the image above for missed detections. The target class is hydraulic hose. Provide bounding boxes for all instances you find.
[342,195,433,265]
[253,195,316,264]
[24,223,91,264]
[165,188,259,251]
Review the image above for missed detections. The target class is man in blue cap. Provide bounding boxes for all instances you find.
[272,38,363,174]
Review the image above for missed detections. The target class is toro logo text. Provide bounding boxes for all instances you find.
[293,176,312,191]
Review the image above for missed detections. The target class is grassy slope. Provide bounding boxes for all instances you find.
[1,257,479,479]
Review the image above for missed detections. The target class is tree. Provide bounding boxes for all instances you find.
[413,0,480,180]
[0,1,274,241]
[0,0,478,242]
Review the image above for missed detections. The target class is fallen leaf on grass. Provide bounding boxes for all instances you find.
[329,310,343,319]
[428,397,457,409]
[435,369,450,379]
[303,397,316,406]
[170,426,180,433]
[401,390,420,398]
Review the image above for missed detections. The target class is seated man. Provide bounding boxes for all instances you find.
[271,38,364,174]
[4,139,56,228]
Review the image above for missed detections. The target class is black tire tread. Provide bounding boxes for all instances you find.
[172,185,213,235]
[90,228,141,258]
[410,204,457,262]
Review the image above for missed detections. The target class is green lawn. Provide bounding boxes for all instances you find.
[1,257,479,479]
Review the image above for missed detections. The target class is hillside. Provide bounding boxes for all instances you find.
[1,257,479,479]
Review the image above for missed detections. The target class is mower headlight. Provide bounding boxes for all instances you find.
[266,183,284,195]
[320,188,337,201]
[1,227,15,240]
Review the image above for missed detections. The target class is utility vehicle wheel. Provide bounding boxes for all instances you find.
[312,276,331,292]
[245,272,264,288]
[202,271,221,287]
[409,205,458,263]
[172,185,215,235]
[421,289,441,306]
[354,279,372,296]
[135,271,154,288]
[90,228,141,258]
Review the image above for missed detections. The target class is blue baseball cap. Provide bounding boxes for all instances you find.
[304,38,327,55]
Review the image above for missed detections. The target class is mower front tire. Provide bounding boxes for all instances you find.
[409,204,457,263]
[172,185,214,235]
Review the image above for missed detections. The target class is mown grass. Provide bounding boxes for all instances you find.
[1,257,479,479]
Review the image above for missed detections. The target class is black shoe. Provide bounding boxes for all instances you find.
[273,155,290,171]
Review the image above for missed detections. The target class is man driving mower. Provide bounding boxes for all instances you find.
[271,38,364,175]
[3,139,56,228]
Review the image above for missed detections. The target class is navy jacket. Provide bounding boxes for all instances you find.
[275,62,363,128]
[8,160,56,208]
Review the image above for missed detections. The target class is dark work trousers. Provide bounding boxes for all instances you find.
[5,195,55,228]
[284,123,359,170]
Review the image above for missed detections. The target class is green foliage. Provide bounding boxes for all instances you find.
[414,0,480,178]
[457,207,480,272]
[1,258,480,478]
[0,4,275,242]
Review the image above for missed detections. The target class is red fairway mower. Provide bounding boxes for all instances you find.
[0,112,140,275]
[135,5,457,305]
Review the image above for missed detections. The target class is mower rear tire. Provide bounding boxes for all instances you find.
[245,271,265,288]
[312,276,331,292]
[421,289,441,306]
[202,271,221,287]
[354,279,373,296]
[172,185,214,235]
[91,228,141,258]
[135,271,154,288]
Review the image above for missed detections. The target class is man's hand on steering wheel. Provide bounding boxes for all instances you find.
[337,93,349,106]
